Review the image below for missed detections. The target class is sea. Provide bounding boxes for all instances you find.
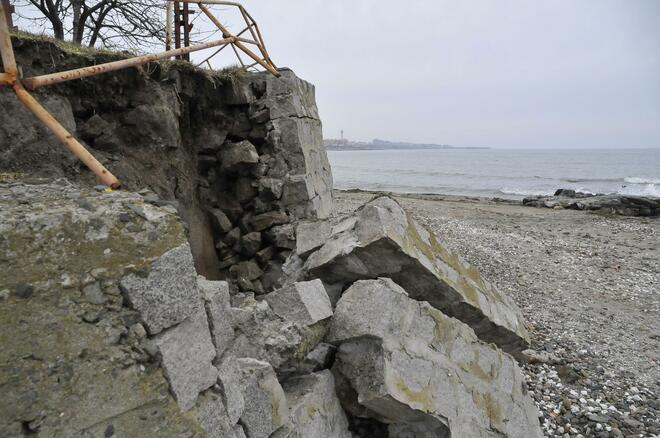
[328,148,660,200]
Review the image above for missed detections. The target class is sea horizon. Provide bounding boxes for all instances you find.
[328,147,660,200]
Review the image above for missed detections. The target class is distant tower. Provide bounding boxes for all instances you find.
[340,130,344,141]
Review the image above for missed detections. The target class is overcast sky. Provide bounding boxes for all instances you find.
[222,0,660,149]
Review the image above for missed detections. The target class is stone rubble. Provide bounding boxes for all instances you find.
[298,196,530,357]
[0,179,545,437]
[0,45,548,437]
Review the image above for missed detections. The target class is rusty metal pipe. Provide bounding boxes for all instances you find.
[233,40,280,77]
[197,3,280,77]
[22,36,236,90]
[13,82,121,188]
[0,0,17,79]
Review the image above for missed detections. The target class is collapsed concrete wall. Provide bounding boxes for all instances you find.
[1,36,542,438]
[0,36,333,284]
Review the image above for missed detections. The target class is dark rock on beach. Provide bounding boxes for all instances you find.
[523,190,660,217]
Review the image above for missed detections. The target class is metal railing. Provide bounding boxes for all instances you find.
[0,1,280,188]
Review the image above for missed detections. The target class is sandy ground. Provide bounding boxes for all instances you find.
[334,190,659,438]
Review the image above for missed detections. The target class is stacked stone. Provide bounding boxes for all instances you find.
[193,70,333,292]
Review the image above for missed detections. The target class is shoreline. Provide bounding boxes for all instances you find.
[335,187,524,204]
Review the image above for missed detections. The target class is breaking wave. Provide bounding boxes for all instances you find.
[499,188,555,197]
[623,177,660,185]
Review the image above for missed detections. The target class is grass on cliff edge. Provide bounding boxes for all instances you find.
[9,30,247,83]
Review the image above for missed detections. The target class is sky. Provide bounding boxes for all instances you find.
[14,1,660,149]
[220,0,660,149]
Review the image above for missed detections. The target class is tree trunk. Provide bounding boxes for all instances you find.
[71,0,83,44]
[43,0,64,40]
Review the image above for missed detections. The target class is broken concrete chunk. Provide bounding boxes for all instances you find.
[219,140,259,173]
[210,208,233,233]
[236,358,288,438]
[328,278,542,438]
[239,231,262,256]
[252,210,290,231]
[301,343,336,373]
[295,220,332,256]
[229,260,263,282]
[303,196,530,355]
[225,294,327,375]
[154,308,218,412]
[259,177,284,201]
[234,177,258,203]
[264,279,333,326]
[265,224,296,249]
[277,370,352,438]
[198,276,234,358]
[119,243,201,335]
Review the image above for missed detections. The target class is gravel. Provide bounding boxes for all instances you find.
[333,190,659,438]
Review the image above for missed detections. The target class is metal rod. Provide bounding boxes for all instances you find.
[22,37,236,90]
[235,36,258,46]
[231,43,245,67]
[174,1,182,52]
[251,22,275,68]
[197,3,280,77]
[194,26,249,67]
[0,0,17,79]
[182,1,191,60]
[1,0,13,28]
[165,0,173,51]
[13,82,121,188]
[233,39,279,76]
[238,6,270,64]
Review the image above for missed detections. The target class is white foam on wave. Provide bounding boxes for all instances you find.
[623,177,660,185]
[617,183,660,198]
[499,187,555,197]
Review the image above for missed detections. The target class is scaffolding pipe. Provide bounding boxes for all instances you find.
[165,0,173,51]
[0,0,17,79]
[13,83,121,188]
[196,3,280,77]
[22,36,236,90]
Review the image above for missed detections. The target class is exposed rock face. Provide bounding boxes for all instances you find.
[300,196,530,356]
[328,278,542,438]
[0,36,333,285]
[0,182,202,436]
[523,190,660,217]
